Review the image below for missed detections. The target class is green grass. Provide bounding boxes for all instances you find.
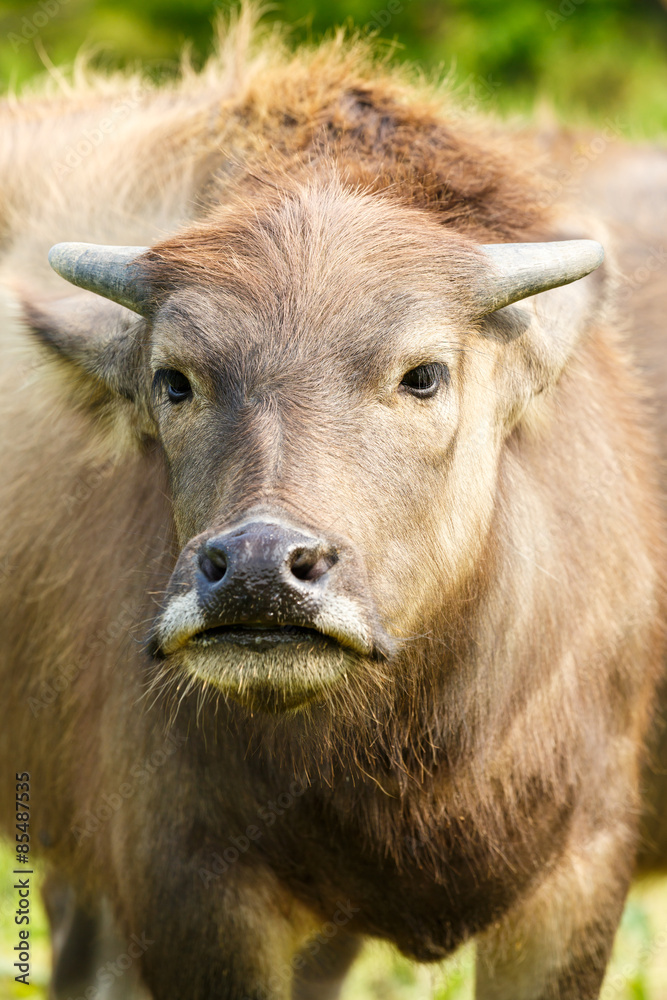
[2,1,667,139]
[1,843,666,999]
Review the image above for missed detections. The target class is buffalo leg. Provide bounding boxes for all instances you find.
[291,932,362,1000]
[122,861,321,1000]
[637,681,667,871]
[42,873,152,1000]
[474,825,633,1000]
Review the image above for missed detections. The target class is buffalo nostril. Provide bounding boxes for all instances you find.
[200,548,227,584]
[290,549,337,582]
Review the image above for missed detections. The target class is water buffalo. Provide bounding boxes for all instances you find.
[0,13,665,1000]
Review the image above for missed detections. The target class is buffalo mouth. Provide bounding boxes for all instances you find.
[189,622,337,651]
[150,586,392,662]
[157,616,362,713]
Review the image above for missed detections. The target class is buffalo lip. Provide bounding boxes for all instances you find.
[188,622,339,651]
[153,599,378,659]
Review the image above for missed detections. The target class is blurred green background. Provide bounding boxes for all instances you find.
[1,0,667,134]
[2,0,667,996]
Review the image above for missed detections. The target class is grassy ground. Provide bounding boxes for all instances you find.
[1,844,666,999]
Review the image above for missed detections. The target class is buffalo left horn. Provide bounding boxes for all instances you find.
[476,240,605,315]
[48,242,152,316]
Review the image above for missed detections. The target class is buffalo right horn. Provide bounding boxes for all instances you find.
[48,242,152,316]
[475,240,605,316]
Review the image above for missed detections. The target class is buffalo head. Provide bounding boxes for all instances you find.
[28,181,604,711]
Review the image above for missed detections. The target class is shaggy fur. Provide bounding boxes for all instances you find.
[0,10,665,1000]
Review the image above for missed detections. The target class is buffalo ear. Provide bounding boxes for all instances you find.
[22,291,149,403]
[479,261,607,423]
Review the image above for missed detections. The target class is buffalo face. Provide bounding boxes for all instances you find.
[29,182,605,710]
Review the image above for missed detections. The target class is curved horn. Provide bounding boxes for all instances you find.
[48,238,604,320]
[476,240,604,316]
[48,242,151,316]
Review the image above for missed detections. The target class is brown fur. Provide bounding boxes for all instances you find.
[0,10,665,1000]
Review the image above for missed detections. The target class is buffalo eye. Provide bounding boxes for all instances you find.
[154,368,192,404]
[400,363,448,398]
